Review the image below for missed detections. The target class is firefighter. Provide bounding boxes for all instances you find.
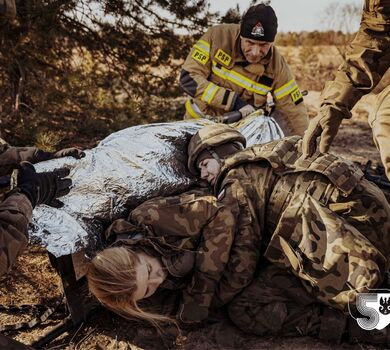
[179,3,309,136]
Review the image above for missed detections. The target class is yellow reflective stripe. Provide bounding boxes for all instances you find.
[274,79,299,99]
[194,39,210,54]
[201,83,220,104]
[185,99,202,119]
[211,61,270,95]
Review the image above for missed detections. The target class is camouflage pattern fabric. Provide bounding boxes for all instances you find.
[306,0,390,175]
[369,83,390,179]
[0,143,44,276]
[105,184,263,323]
[228,264,390,344]
[187,124,245,175]
[129,185,262,322]
[0,143,55,176]
[0,191,32,276]
[213,136,390,311]
[180,24,309,136]
[228,264,323,337]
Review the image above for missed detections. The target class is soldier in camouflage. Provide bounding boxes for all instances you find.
[101,181,260,324]
[188,124,390,313]
[302,0,390,180]
[88,124,390,344]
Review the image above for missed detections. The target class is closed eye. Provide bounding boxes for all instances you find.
[144,263,152,298]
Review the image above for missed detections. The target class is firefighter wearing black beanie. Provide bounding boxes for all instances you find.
[179,2,309,136]
[240,4,278,43]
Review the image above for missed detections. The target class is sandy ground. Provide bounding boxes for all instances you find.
[0,92,385,350]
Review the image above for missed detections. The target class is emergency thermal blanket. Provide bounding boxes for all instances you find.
[31,114,283,257]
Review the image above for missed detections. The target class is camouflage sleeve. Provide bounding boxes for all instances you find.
[180,27,238,112]
[271,48,309,136]
[177,185,241,323]
[130,187,239,323]
[212,179,262,307]
[0,191,33,276]
[129,188,213,243]
[320,0,390,118]
[0,143,53,176]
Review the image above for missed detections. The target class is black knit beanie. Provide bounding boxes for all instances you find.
[240,4,278,42]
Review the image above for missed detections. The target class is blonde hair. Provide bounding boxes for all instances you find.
[86,246,174,329]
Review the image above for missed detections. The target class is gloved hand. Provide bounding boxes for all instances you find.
[302,106,344,158]
[53,147,85,159]
[12,161,72,208]
[238,104,256,118]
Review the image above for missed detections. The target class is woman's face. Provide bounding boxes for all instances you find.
[198,158,221,185]
[133,251,167,301]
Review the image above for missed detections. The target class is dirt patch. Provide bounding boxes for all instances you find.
[0,92,384,350]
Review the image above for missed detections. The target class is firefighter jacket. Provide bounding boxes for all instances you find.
[215,136,390,311]
[180,24,309,136]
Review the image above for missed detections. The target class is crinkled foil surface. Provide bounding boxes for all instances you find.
[31,116,284,257]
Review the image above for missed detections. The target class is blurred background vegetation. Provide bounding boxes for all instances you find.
[0,0,360,150]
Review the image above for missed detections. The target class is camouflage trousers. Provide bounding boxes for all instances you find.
[369,83,390,181]
[228,264,390,345]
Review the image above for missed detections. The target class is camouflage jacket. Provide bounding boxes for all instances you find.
[320,0,390,118]
[0,191,32,276]
[105,185,262,323]
[0,143,55,176]
[215,136,390,311]
[0,142,50,276]
[180,24,308,136]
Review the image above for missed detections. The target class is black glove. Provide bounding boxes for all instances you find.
[13,161,72,208]
[53,147,85,159]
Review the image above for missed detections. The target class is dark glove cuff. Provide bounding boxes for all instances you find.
[14,185,37,208]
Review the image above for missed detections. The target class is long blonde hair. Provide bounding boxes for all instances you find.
[86,246,174,328]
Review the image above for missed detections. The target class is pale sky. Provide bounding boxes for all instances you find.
[209,0,364,32]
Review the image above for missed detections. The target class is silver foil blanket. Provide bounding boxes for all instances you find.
[30,115,283,257]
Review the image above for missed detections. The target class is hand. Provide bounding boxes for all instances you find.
[13,161,72,208]
[238,104,256,118]
[53,147,85,159]
[302,106,344,158]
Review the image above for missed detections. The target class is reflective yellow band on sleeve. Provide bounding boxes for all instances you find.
[194,39,210,54]
[185,99,203,119]
[274,79,299,100]
[211,61,271,96]
[201,82,220,104]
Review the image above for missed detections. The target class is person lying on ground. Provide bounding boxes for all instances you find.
[86,125,390,344]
